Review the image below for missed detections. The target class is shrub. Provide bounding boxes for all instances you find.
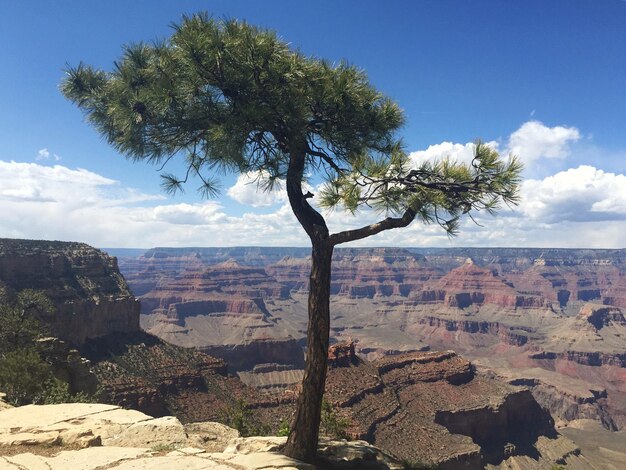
[277,418,290,437]
[0,348,54,406]
[221,399,270,437]
[320,399,350,440]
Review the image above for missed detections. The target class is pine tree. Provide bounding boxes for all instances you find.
[61,14,522,462]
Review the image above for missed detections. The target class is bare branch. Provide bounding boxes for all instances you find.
[329,206,417,245]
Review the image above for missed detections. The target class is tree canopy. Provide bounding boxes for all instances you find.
[61,14,521,243]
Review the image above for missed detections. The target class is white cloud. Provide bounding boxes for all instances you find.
[506,120,580,163]
[519,165,626,223]
[149,202,227,225]
[35,148,61,162]
[227,171,287,207]
[408,141,499,167]
[3,118,626,250]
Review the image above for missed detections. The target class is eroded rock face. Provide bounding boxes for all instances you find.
[0,238,139,344]
[79,331,263,422]
[322,350,586,469]
[116,246,626,430]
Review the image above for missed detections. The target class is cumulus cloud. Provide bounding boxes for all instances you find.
[519,165,626,223]
[408,141,499,167]
[2,118,626,250]
[408,121,581,172]
[0,160,305,247]
[0,161,116,204]
[36,148,62,162]
[227,171,287,207]
[506,120,580,163]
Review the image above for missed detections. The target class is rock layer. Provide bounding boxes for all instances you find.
[0,238,139,344]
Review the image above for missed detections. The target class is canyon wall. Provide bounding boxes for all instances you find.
[117,246,626,430]
[0,238,139,344]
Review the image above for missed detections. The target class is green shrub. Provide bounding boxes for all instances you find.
[221,399,270,437]
[320,398,350,440]
[0,348,54,406]
[277,418,290,437]
[0,290,98,406]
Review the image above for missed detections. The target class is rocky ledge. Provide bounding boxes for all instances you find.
[0,238,139,344]
[324,349,594,469]
[0,403,402,470]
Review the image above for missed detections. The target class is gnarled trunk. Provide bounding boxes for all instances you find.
[283,240,333,462]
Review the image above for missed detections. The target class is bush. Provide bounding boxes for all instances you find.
[0,290,97,406]
[320,399,350,439]
[221,399,270,437]
[0,348,54,406]
[0,289,50,356]
[277,418,290,437]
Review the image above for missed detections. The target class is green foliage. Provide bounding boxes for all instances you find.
[550,465,566,470]
[0,289,53,356]
[277,418,291,437]
[0,348,98,406]
[221,399,270,437]
[320,141,522,235]
[320,399,349,439]
[0,348,54,406]
[41,379,99,405]
[0,290,97,406]
[62,13,521,243]
[61,14,404,199]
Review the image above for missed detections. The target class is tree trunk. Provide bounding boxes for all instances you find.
[283,239,333,462]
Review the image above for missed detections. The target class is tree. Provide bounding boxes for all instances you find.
[0,289,52,356]
[61,14,522,462]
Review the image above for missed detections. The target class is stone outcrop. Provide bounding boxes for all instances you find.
[115,246,626,431]
[0,403,403,470]
[0,238,139,344]
[321,350,589,469]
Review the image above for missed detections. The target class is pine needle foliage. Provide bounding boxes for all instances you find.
[61,14,520,234]
[61,14,404,200]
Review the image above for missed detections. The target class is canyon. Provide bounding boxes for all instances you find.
[2,239,626,467]
[118,246,626,435]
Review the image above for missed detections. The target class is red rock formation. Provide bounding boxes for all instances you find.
[327,341,357,367]
[322,349,564,469]
[577,304,626,330]
[419,317,532,346]
[0,238,139,345]
[423,259,548,308]
[267,248,443,299]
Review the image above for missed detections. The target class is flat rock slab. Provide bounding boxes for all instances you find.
[0,447,314,470]
[1,447,150,470]
[0,404,397,470]
[0,403,185,448]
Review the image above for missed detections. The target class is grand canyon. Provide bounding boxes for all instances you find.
[2,239,626,468]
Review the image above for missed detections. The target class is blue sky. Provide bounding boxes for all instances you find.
[2,0,626,248]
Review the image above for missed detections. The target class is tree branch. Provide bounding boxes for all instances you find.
[328,206,417,246]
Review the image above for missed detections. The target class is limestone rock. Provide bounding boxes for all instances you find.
[184,421,240,452]
[106,416,187,448]
[0,403,394,470]
[223,435,287,454]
